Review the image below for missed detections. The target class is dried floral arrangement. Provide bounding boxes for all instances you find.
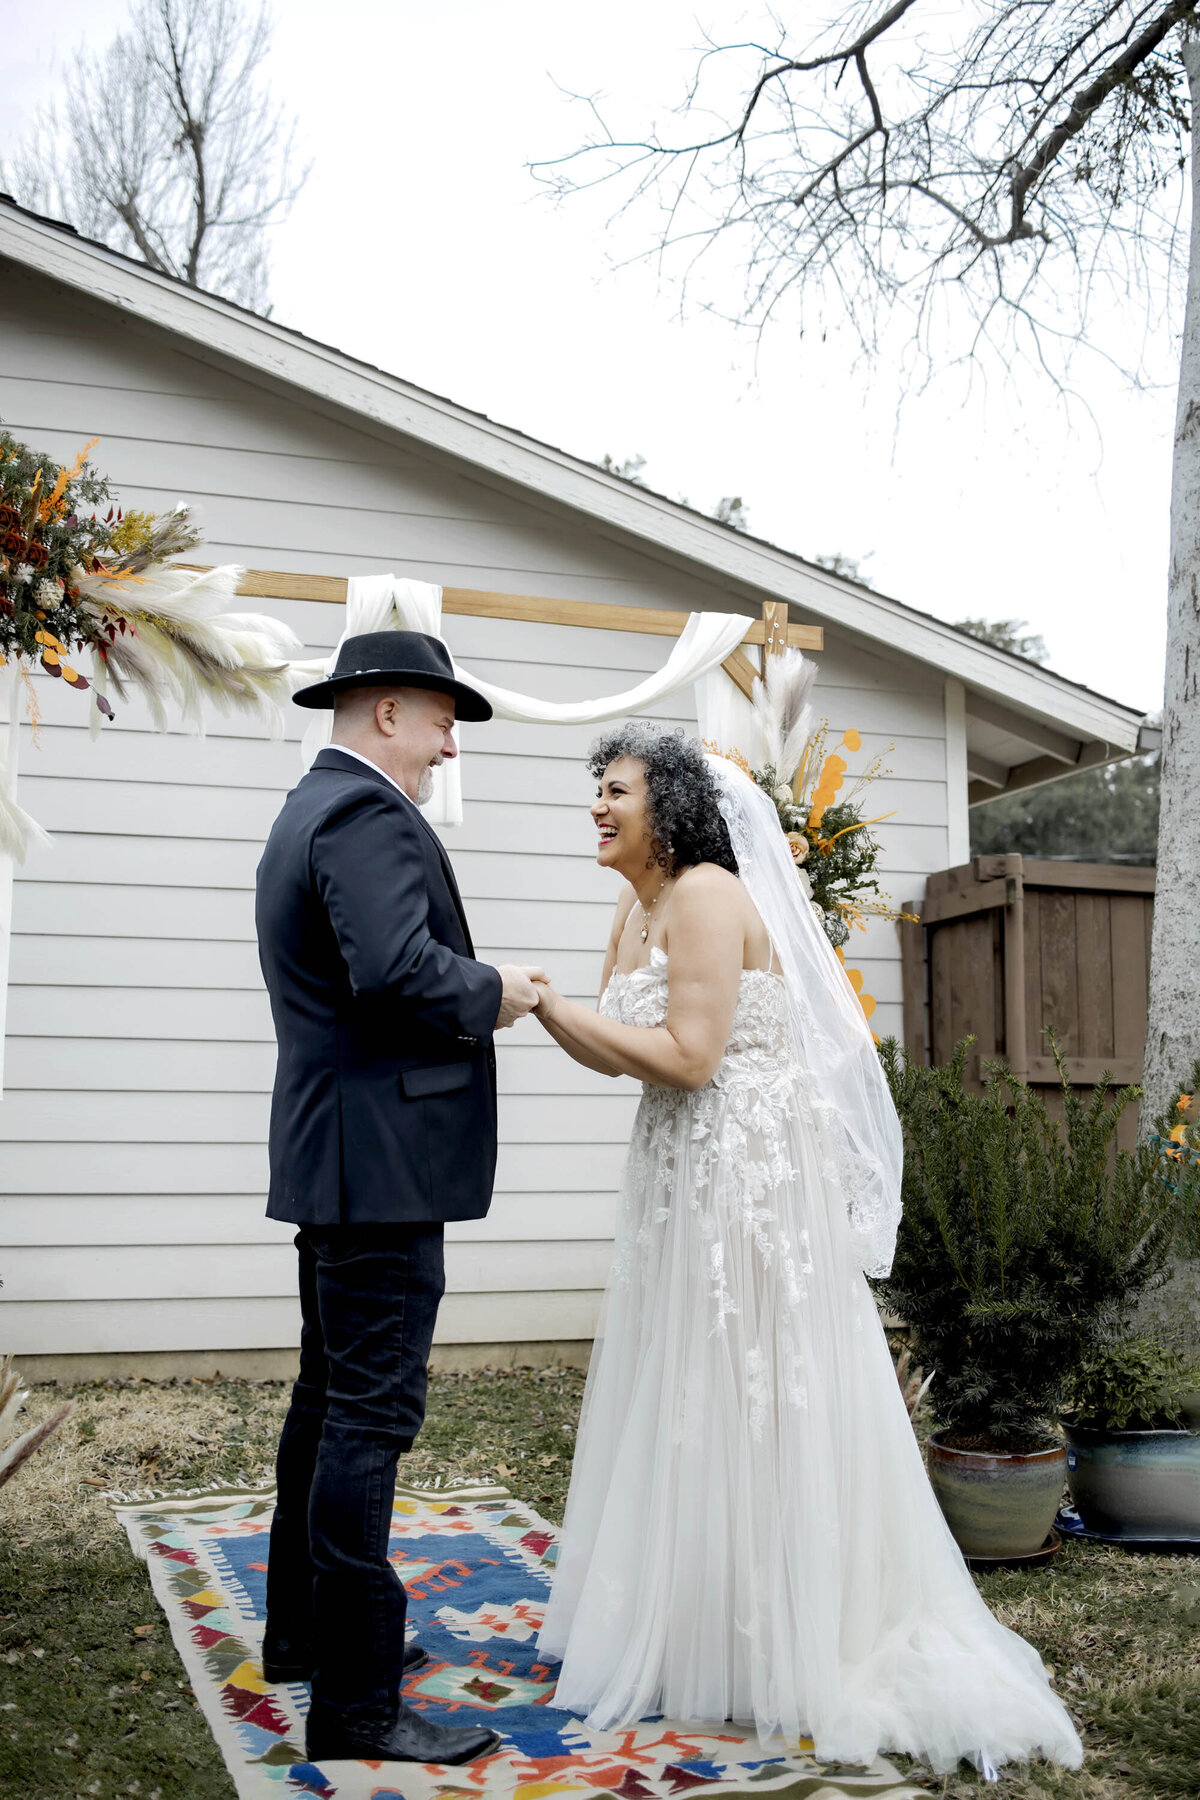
[0,424,302,858]
[711,649,917,955]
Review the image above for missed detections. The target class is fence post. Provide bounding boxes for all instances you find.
[1001,852,1028,1081]
[900,901,928,1062]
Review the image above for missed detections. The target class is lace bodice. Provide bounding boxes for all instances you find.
[596,943,810,1327]
[599,946,795,1080]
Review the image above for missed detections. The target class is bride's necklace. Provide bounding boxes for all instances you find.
[638,877,668,943]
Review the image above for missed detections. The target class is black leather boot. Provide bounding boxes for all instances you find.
[262,1637,428,1684]
[305,1696,502,1765]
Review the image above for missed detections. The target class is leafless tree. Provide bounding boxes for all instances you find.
[540,1,1200,1135]
[3,0,306,313]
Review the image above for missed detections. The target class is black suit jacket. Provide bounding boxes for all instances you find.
[255,747,503,1226]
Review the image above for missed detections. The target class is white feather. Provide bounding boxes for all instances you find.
[0,1359,25,1444]
[0,786,53,864]
[77,565,304,735]
[751,649,819,783]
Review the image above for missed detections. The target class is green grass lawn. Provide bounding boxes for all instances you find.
[0,1369,1196,1800]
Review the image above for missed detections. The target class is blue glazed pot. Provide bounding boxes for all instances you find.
[1063,1423,1200,1539]
[926,1432,1066,1558]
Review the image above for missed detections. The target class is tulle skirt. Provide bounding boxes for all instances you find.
[536,1074,1082,1774]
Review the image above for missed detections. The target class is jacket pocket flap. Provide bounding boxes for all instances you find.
[399,1061,473,1099]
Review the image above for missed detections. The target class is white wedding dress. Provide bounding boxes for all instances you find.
[537,941,1083,1775]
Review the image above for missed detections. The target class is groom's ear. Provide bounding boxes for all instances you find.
[374,693,402,737]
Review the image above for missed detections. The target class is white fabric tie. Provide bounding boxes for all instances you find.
[298,576,462,825]
[0,661,53,1097]
[296,578,752,826]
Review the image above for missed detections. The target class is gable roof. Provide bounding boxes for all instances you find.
[0,194,1150,798]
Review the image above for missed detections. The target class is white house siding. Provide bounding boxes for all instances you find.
[0,265,953,1363]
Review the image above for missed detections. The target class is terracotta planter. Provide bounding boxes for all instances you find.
[927,1431,1067,1558]
[1063,1422,1200,1539]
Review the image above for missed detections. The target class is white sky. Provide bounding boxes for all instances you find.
[2,0,1181,714]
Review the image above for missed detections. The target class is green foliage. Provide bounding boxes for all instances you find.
[812,552,869,582]
[876,1037,1200,1443]
[711,495,749,531]
[1066,1335,1200,1432]
[802,797,884,917]
[954,615,1049,663]
[971,749,1160,864]
[749,769,905,951]
[752,770,884,941]
[598,452,648,485]
[958,612,1159,864]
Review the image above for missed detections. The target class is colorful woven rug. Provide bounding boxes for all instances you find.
[111,1482,925,1800]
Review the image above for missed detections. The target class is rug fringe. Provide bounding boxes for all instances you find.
[105,1476,514,1510]
[104,1475,276,1507]
[399,1478,511,1499]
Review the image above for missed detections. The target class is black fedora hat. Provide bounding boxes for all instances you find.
[291,629,492,721]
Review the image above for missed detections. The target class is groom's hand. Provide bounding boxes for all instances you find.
[495,965,548,1029]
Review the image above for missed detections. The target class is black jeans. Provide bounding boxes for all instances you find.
[266,1223,446,1719]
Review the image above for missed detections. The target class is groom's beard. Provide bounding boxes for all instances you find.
[417,758,441,806]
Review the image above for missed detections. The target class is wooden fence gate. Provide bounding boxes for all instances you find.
[900,854,1155,1143]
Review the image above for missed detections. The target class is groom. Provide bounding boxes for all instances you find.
[255,630,544,1766]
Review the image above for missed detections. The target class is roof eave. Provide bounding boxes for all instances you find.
[0,201,1145,754]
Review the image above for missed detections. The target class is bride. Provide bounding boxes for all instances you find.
[529,723,1082,1776]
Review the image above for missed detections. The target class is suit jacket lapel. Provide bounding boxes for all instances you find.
[313,748,477,953]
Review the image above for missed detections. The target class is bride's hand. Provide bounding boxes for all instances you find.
[531,977,560,1020]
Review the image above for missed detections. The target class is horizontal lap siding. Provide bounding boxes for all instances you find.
[0,267,951,1359]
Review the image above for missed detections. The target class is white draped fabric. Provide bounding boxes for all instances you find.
[696,663,765,769]
[0,662,53,1097]
[292,576,752,825]
[296,576,464,824]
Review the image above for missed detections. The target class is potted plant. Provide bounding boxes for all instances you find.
[1061,1335,1200,1540]
[876,1038,1200,1560]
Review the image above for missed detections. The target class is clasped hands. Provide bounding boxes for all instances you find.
[494,965,561,1030]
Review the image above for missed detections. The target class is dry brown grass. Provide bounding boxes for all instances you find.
[0,1378,286,1556]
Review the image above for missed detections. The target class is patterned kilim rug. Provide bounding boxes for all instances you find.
[111,1482,926,1800]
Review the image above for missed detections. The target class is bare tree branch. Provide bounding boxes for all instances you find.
[534,2,1195,377]
[1008,0,1197,234]
[1,0,307,314]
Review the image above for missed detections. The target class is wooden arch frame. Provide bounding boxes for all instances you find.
[187,570,822,694]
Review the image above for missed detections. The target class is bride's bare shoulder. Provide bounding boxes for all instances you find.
[675,862,744,904]
[670,862,753,929]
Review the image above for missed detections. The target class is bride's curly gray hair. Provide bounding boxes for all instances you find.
[587,723,739,877]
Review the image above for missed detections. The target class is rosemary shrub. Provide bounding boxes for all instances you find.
[876,1038,1200,1446]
